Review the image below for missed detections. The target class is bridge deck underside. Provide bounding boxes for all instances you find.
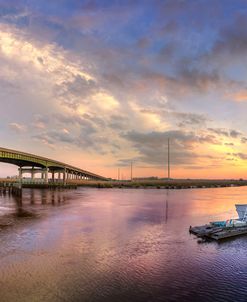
[0,158,45,168]
[0,150,107,181]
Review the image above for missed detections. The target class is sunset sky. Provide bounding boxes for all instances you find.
[1,0,247,179]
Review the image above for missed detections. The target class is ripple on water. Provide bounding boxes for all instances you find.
[0,187,247,301]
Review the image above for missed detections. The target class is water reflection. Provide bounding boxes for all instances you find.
[164,189,169,224]
[1,187,247,302]
[0,188,71,229]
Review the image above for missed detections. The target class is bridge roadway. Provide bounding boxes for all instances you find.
[0,147,107,184]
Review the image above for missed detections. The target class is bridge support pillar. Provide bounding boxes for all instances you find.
[45,167,48,184]
[52,171,55,182]
[18,167,23,183]
[63,168,67,185]
[31,167,35,180]
[58,172,61,180]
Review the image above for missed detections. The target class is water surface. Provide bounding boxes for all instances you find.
[0,187,247,302]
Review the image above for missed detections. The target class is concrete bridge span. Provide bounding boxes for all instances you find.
[0,147,107,183]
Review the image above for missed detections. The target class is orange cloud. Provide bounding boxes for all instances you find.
[230,91,247,102]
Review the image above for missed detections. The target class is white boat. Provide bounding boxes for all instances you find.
[235,204,247,220]
[190,204,247,240]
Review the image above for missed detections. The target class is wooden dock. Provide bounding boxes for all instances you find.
[21,183,77,189]
[210,227,247,240]
[190,224,247,240]
[0,182,77,198]
[0,182,22,196]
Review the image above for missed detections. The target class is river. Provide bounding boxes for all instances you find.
[0,187,247,302]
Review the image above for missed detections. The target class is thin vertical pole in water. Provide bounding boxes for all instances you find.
[168,138,170,179]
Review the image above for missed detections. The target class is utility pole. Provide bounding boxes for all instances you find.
[168,138,170,179]
[130,162,133,181]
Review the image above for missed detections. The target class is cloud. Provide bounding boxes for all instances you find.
[167,111,209,127]
[139,107,209,129]
[0,24,124,154]
[210,15,247,58]
[230,90,247,102]
[32,111,125,155]
[122,130,220,167]
[9,122,26,133]
[230,129,242,138]
[32,114,49,129]
[32,133,55,149]
[57,75,98,109]
[230,153,247,161]
[136,37,150,49]
[1,2,247,178]
[0,24,92,80]
[208,128,242,138]
[241,137,247,144]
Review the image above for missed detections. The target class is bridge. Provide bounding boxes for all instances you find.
[0,147,107,184]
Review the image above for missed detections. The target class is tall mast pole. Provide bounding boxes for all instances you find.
[168,138,170,179]
[118,168,120,181]
[130,162,133,181]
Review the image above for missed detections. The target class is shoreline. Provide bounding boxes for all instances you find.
[75,179,247,189]
[1,178,247,190]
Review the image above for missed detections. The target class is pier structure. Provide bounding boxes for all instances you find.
[0,182,22,196]
[0,147,107,185]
